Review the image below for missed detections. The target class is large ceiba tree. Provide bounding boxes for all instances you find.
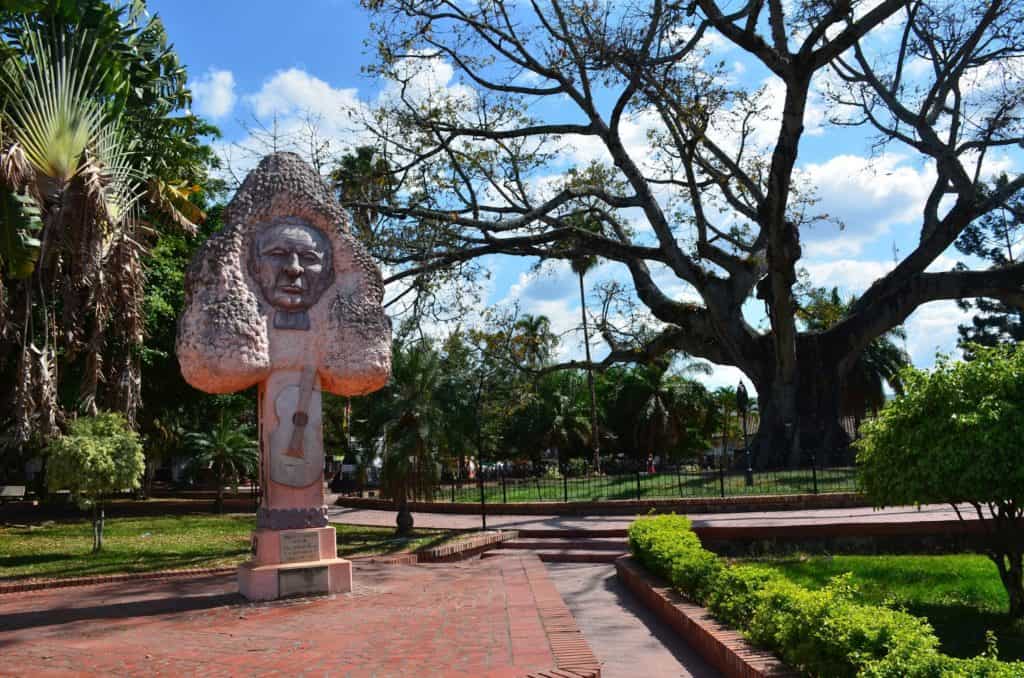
[356,0,1024,466]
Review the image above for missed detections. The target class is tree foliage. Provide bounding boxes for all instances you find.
[955,178,1024,355]
[0,0,218,452]
[184,414,258,513]
[45,411,144,551]
[857,345,1024,617]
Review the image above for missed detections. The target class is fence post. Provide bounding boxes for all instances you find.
[719,461,726,498]
[811,455,819,495]
[676,467,683,497]
[635,469,642,501]
[451,479,456,503]
[479,473,487,530]
[502,473,507,504]
[563,473,569,503]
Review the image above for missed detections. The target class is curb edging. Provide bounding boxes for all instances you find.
[418,530,517,562]
[519,554,602,678]
[616,555,796,678]
[0,566,237,596]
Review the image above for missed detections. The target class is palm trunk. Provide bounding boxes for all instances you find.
[395,494,413,536]
[578,270,600,473]
[215,461,224,514]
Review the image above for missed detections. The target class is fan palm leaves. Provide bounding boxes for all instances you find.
[0,7,212,446]
[375,340,445,534]
[184,417,258,513]
[0,27,144,442]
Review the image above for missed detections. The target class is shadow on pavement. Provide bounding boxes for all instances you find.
[0,591,242,639]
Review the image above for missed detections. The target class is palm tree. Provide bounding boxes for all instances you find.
[331,146,393,243]
[533,370,593,468]
[510,314,557,369]
[568,250,602,472]
[185,417,258,513]
[1,29,141,440]
[0,17,209,445]
[604,360,713,465]
[373,340,445,535]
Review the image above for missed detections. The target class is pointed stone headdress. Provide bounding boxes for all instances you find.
[176,152,391,395]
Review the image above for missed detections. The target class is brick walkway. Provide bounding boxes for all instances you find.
[0,557,589,677]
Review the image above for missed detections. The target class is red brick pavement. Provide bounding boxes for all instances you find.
[0,556,595,677]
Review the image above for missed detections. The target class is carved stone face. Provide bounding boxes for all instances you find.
[252,222,334,312]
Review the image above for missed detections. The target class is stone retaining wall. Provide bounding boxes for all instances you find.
[616,556,795,678]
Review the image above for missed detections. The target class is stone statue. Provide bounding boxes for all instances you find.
[177,152,391,600]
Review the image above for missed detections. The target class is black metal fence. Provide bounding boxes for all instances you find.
[420,463,858,504]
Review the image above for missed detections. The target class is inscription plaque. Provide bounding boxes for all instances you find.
[279,566,328,597]
[280,531,320,563]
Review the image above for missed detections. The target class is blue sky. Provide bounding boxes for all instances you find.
[149,1,1017,389]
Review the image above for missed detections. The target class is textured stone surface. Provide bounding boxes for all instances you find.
[176,151,391,397]
[257,505,329,530]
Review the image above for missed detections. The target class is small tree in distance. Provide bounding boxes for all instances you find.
[185,416,258,514]
[46,413,145,552]
[857,345,1024,618]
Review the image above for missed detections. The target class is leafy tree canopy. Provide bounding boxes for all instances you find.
[857,344,1024,617]
[46,411,144,508]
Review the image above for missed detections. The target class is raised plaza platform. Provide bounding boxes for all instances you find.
[0,555,600,678]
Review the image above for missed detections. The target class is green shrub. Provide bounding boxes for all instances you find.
[705,564,784,629]
[628,514,722,603]
[627,515,1024,678]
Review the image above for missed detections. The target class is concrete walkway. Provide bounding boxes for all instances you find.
[328,502,967,532]
[545,563,719,678]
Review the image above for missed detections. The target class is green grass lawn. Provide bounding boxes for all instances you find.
[753,554,1024,661]
[0,515,461,581]
[438,467,858,503]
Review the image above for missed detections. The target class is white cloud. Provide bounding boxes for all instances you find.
[247,68,361,119]
[804,259,893,292]
[796,153,934,257]
[191,68,236,120]
[377,53,474,107]
[903,300,971,368]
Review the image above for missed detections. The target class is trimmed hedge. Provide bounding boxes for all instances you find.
[628,515,1023,677]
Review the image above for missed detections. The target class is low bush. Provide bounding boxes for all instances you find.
[628,515,1024,677]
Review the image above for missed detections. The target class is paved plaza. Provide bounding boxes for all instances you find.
[0,557,585,677]
[328,502,968,532]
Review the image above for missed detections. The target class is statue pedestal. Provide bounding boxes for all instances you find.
[238,526,352,601]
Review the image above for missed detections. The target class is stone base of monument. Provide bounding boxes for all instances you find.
[237,526,353,601]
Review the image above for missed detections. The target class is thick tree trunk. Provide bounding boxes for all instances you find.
[750,336,850,468]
